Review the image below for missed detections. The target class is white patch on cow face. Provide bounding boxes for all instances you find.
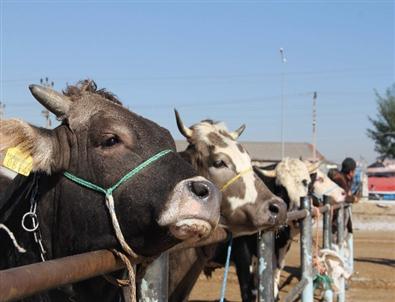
[275,158,310,208]
[226,177,257,211]
[313,170,345,202]
[193,122,258,212]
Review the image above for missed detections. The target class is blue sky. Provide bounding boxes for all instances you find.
[1,0,394,164]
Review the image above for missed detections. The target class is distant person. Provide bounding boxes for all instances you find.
[329,157,360,204]
[328,158,358,276]
[328,157,359,239]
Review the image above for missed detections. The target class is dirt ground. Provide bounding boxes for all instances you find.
[189,202,395,302]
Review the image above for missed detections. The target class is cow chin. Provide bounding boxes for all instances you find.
[169,218,212,241]
[157,176,221,242]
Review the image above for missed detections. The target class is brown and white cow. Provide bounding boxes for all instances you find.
[0,81,221,302]
[168,111,287,302]
[205,159,346,302]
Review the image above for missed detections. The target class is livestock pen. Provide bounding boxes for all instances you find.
[0,196,352,302]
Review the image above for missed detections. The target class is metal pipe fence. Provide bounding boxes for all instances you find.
[0,228,227,302]
[0,197,352,302]
[258,196,350,302]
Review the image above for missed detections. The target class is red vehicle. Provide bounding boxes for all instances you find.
[368,159,395,200]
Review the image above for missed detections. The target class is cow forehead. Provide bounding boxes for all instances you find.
[192,122,251,170]
[276,158,310,185]
[192,121,229,143]
[316,170,335,185]
[67,96,132,129]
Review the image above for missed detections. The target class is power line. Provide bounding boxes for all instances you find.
[0,66,389,84]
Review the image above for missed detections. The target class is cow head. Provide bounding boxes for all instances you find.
[258,157,311,210]
[305,162,346,203]
[175,110,286,235]
[0,81,221,258]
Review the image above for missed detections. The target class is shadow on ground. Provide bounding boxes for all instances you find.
[354,257,395,267]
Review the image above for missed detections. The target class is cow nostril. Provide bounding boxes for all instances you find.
[190,181,210,199]
[269,203,280,215]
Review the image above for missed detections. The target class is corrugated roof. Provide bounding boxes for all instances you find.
[175,140,325,162]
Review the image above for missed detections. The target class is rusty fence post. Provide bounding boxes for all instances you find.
[257,230,274,302]
[300,196,313,302]
[138,252,168,302]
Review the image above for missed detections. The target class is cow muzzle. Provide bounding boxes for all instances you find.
[247,197,287,230]
[158,176,221,242]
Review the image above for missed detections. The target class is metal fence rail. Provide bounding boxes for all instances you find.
[0,227,227,302]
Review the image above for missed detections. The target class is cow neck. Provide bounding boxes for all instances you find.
[62,148,173,259]
[0,172,56,269]
[20,173,48,262]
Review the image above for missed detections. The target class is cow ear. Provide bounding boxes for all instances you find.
[0,119,55,174]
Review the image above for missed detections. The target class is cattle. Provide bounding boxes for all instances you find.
[259,159,345,298]
[168,111,287,302]
[0,81,221,302]
[310,168,346,205]
[206,158,346,301]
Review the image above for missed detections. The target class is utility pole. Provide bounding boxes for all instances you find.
[312,92,317,161]
[0,101,5,120]
[40,77,54,128]
[279,48,287,159]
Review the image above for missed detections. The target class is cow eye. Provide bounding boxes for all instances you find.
[302,179,309,187]
[102,136,120,148]
[213,160,227,168]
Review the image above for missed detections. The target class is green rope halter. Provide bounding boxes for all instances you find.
[63,149,173,197]
[313,273,333,290]
[63,148,173,258]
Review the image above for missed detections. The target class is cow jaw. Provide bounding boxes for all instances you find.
[169,219,212,241]
[158,176,221,242]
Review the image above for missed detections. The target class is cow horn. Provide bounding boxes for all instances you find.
[174,109,193,139]
[259,168,277,178]
[307,161,322,173]
[229,124,246,140]
[29,85,72,118]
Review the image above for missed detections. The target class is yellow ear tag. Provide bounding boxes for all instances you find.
[3,147,33,176]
